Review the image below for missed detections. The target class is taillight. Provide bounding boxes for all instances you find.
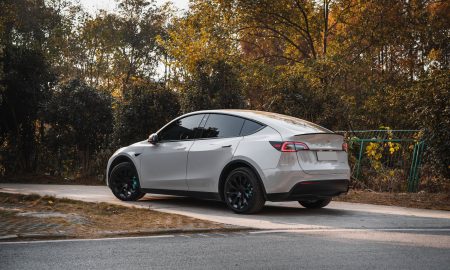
[270,141,309,152]
[342,142,348,152]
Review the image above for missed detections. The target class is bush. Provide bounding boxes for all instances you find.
[43,79,113,176]
[407,70,449,178]
[113,82,180,147]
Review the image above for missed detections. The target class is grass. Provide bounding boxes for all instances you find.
[0,192,241,241]
[0,174,104,186]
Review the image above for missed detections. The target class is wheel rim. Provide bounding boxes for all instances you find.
[224,172,254,211]
[111,166,139,199]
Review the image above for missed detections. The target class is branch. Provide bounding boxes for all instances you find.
[294,0,317,58]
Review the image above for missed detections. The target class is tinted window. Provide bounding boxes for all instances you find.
[200,114,245,139]
[240,120,264,136]
[158,114,204,141]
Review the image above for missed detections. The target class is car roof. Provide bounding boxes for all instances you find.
[184,109,333,135]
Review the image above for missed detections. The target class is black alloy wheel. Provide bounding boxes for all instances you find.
[109,162,145,201]
[224,167,265,214]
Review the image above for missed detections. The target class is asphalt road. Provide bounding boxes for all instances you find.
[1,184,450,269]
[1,230,450,270]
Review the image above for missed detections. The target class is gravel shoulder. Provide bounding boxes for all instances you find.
[0,192,242,241]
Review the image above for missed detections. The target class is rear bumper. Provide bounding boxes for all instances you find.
[266,179,349,202]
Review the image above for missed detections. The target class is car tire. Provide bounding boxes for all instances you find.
[223,167,265,214]
[109,162,145,201]
[298,198,332,209]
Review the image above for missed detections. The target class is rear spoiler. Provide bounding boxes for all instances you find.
[294,132,343,137]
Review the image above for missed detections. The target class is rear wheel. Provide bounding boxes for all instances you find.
[109,162,145,201]
[223,167,265,214]
[298,198,332,209]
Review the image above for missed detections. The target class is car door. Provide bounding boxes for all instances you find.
[140,114,205,190]
[186,114,245,193]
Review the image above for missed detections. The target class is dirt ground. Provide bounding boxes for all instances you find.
[0,192,240,241]
[0,174,103,186]
[335,189,450,211]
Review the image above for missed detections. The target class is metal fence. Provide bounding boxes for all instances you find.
[336,130,425,192]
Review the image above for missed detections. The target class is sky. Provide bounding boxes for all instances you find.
[77,0,189,13]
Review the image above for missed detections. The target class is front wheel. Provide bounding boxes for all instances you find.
[223,167,265,214]
[109,162,145,201]
[298,198,332,209]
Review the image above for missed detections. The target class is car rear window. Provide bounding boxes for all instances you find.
[240,120,264,136]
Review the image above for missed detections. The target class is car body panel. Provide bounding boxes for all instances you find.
[288,133,350,175]
[106,141,147,187]
[107,109,351,202]
[139,140,192,190]
[187,137,242,192]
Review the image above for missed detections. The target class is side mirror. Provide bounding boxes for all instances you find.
[148,133,158,144]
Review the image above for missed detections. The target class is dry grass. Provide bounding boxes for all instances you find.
[0,192,239,241]
[335,190,450,211]
[0,174,103,186]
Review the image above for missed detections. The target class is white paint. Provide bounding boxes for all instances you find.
[250,228,450,234]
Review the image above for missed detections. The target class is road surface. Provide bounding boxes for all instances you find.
[1,231,450,270]
[1,183,449,269]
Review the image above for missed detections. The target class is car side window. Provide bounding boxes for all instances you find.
[158,114,205,141]
[200,114,245,139]
[240,120,264,136]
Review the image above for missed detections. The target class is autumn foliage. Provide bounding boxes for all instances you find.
[0,0,448,184]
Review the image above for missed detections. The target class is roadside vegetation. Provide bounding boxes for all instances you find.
[0,0,448,193]
[336,190,450,211]
[0,192,238,241]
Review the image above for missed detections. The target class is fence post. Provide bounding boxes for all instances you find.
[413,142,425,192]
[355,140,364,180]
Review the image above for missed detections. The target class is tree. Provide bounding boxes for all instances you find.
[70,0,167,95]
[113,80,180,146]
[0,0,63,174]
[43,79,113,176]
[179,60,244,113]
[407,70,450,178]
[0,46,54,174]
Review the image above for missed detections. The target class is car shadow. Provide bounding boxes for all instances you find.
[134,195,450,230]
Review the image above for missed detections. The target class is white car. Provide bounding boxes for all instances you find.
[106,110,350,214]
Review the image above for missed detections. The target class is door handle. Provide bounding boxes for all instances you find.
[221,145,232,148]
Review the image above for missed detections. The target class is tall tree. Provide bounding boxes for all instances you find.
[0,0,58,173]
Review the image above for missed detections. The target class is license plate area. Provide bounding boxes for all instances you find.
[316,151,338,161]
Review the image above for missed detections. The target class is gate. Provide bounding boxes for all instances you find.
[336,129,425,192]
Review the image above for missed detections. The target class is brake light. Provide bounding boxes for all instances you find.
[342,142,348,152]
[270,141,309,152]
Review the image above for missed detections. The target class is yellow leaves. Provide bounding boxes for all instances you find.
[427,49,442,62]
[386,141,400,155]
[366,139,401,172]
[366,142,382,171]
[366,142,380,159]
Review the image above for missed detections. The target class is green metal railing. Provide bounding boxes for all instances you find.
[336,130,425,192]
